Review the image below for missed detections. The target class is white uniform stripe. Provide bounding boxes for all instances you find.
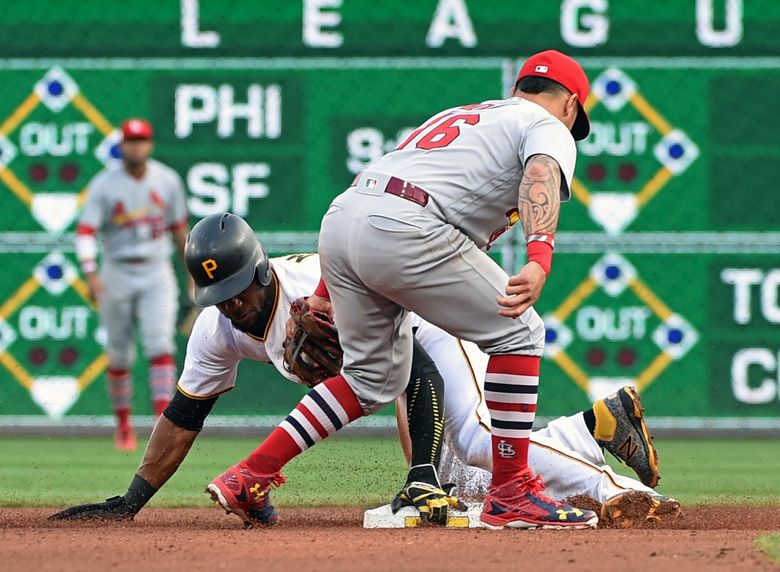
[317,384,350,426]
[492,426,532,439]
[300,394,337,434]
[484,372,539,386]
[289,409,324,444]
[484,391,538,404]
[489,410,536,423]
[280,420,308,450]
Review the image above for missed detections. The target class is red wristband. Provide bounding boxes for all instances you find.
[527,240,553,276]
[313,278,330,299]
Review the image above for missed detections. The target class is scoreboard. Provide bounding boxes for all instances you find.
[0,0,778,426]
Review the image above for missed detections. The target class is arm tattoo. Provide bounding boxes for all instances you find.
[518,154,562,237]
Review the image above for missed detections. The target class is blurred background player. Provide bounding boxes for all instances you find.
[75,118,189,451]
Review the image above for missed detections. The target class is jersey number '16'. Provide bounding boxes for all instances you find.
[397,113,481,150]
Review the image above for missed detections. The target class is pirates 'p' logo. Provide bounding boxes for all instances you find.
[201,259,218,279]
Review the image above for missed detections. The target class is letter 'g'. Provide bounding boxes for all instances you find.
[202,258,218,279]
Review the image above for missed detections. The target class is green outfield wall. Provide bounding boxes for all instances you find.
[0,0,778,427]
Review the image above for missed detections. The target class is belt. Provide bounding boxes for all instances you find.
[116,257,149,264]
[351,173,429,207]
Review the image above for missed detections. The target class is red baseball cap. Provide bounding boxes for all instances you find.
[121,118,154,141]
[517,50,590,141]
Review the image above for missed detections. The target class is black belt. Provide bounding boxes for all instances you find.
[351,173,429,207]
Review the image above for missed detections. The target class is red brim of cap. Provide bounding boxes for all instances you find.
[571,101,590,141]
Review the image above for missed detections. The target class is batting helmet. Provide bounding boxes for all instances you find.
[185,213,272,307]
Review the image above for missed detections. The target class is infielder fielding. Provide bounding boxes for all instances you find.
[75,118,189,451]
[50,215,677,529]
[208,49,597,529]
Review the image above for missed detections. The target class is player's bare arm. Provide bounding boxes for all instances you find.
[137,415,200,488]
[497,153,562,318]
[517,154,561,236]
[84,271,105,304]
[49,390,218,521]
[48,416,199,521]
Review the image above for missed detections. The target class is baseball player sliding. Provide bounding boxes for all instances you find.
[51,215,678,529]
[208,49,598,529]
[75,118,189,451]
[388,315,680,527]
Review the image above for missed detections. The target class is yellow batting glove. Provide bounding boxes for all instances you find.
[391,481,466,525]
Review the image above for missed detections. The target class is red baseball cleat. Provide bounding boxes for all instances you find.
[206,464,286,528]
[114,426,137,452]
[481,468,598,530]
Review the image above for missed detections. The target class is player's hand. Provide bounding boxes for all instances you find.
[48,496,137,522]
[390,465,466,525]
[286,294,333,338]
[306,294,332,317]
[391,482,466,525]
[85,273,105,305]
[496,262,547,318]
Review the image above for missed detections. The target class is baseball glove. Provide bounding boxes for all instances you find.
[283,297,342,387]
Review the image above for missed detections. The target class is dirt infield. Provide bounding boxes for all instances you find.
[2,507,779,571]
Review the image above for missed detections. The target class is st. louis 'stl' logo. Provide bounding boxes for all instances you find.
[497,440,515,459]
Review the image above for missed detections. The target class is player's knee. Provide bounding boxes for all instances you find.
[528,311,545,353]
[107,348,134,370]
[478,307,545,355]
[143,338,175,360]
[343,367,409,414]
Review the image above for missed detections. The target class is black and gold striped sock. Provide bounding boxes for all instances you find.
[406,338,445,472]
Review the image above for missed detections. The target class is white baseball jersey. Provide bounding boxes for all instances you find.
[411,317,655,503]
[178,253,653,503]
[177,254,320,398]
[368,97,576,249]
[79,159,187,262]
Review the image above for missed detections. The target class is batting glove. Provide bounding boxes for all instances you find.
[390,464,466,525]
[48,496,137,521]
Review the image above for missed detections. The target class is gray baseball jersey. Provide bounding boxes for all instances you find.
[319,96,575,410]
[368,97,575,249]
[78,158,188,367]
[79,158,187,262]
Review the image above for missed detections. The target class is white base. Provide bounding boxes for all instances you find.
[363,502,483,529]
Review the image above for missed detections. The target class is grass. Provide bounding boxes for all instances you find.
[2,435,407,508]
[756,534,780,564]
[2,436,779,508]
[646,439,780,506]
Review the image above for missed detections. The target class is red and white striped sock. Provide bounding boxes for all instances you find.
[115,407,131,430]
[149,354,175,413]
[107,367,132,414]
[243,374,364,474]
[485,354,540,487]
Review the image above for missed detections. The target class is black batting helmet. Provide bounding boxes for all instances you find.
[185,213,272,307]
